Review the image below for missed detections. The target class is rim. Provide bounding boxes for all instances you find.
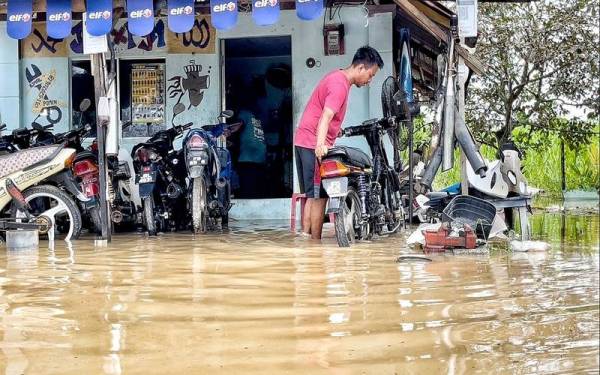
[15,192,75,241]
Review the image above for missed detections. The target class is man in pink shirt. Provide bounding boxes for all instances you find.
[294,46,384,240]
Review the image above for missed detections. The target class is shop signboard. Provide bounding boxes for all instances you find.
[295,0,324,21]
[252,0,280,26]
[46,0,72,39]
[127,0,155,36]
[210,0,238,30]
[167,0,195,33]
[7,0,32,39]
[167,16,216,54]
[85,0,113,36]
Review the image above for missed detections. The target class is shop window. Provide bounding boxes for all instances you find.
[119,59,166,138]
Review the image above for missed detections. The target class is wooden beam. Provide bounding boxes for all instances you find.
[394,0,486,75]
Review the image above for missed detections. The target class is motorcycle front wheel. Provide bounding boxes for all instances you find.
[142,196,157,236]
[191,176,208,234]
[12,185,83,241]
[334,187,363,247]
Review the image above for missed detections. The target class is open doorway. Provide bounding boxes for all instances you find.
[223,36,293,199]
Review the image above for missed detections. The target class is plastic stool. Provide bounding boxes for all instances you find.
[290,193,307,232]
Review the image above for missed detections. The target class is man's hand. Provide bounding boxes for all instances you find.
[315,144,329,161]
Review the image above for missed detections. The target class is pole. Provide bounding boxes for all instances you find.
[457,56,469,195]
[560,139,566,194]
[90,52,112,241]
[408,116,414,220]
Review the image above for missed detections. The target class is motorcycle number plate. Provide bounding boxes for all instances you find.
[322,177,348,197]
[138,171,156,184]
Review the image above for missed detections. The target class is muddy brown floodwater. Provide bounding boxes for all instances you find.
[0,211,598,374]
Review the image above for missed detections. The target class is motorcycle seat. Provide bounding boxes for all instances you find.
[73,150,97,163]
[325,146,372,169]
[0,146,61,179]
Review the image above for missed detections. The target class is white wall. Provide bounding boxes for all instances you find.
[0,22,20,129]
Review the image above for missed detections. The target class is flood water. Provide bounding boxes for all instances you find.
[0,210,598,374]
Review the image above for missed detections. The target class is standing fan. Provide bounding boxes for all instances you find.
[381,76,403,172]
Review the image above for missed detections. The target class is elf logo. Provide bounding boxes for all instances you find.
[89,10,111,20]
[170,5,194,15]
[130,8,152,18]
[254,0,277,7]
[213,2,236,13]
[48,12,71,22]
[9,13,31,22]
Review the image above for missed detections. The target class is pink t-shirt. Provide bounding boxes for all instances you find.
[294,70,351,149]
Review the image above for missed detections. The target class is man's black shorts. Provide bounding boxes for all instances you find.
[295,146,327,199]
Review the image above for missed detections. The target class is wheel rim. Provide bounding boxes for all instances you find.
[15,192,75,241]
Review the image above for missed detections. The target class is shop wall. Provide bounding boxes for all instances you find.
[0,22,21,130]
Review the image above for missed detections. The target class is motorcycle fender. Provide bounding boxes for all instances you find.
[48,170,91,202]
[322,177,348,198]
[326,197,342,214]
[138,182,154,198]
[188,166,204,179]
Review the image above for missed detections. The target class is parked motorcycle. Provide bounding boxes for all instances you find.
[183,110,242,233]
[321,117,405,247]
[132,109,193,235]
[0,145,82,240]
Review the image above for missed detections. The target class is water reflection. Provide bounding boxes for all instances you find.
[0,212,597,374]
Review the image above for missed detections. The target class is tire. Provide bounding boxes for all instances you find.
[143,196,157,236]
[334,187,362,247]
[191,176,208,234]
[12,185,83,241]
[89,206,102,234]
[386,184,403,233]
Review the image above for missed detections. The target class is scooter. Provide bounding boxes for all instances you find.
[321,117,405,247]
[0,145,83,241]
[183,110,242,233]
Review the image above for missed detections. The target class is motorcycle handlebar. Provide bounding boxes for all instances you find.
[342,117,397,137]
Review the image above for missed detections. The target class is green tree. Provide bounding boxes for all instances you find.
[466,0,599,148]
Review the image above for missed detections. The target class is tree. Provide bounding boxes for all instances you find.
[465,0,599,149]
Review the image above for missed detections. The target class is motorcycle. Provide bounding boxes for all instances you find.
[0,145,83,241]
[132,109,193,235]
[183,110,242,233]
[321,117,405,247]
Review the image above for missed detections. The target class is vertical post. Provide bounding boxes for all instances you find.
[457,56,469,195]
[407,116,414,220]
[90,52,112,241]
[560,139,566,194]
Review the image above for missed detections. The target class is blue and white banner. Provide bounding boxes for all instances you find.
[295,0,323,21]
[210,0,238,30]
[167,0,195,33]
[127,0,155,36]
[7,0,33,40]
[85,0,113,36]
[252,0,279,26]
[46,0,72,39]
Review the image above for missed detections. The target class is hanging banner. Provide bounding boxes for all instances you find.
[46,0,72,39]
[252,0,280,26]
[167,0,195,33]
[127,0,155,36]
[295,0,323,21]
[85,0,113,36]
[7,0,33,40]
[210,0,238,30]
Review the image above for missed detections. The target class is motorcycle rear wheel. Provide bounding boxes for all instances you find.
[334,187,362,247]
[191,176,208,234]
[143,196,157,236]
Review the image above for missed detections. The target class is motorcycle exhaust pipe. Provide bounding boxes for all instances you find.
[111,210,123,224]
[442,38,456,172]
[420,145,443,191]
[454,107,487,177]
[166,182,183,199]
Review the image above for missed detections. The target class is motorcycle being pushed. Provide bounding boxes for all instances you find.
[183,110,242,233]
[321,117,405,247]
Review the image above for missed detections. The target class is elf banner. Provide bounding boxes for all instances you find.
[46,0,72,39]
[167,0,195,33]
[7,0,33,40]
[295,0,323,21]
[210,0,238,30]
[252,0,280,26]
[127,0,155,36]
[85,0,113,36]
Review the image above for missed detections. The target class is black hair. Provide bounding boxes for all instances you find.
[351,46,384,69]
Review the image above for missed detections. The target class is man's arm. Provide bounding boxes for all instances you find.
[315,107,335,160]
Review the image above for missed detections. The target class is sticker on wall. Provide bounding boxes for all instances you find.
[7,0,33,39]
[295,0,323,21]
[85,0,113,36]
[46,0,71,39]
[210,0,238,30]
[252,0,280,26]
[127,0,155,36]
[167,0,195,33]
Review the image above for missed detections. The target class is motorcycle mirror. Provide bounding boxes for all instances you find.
[31,122,44,131]
[221,110,234,119]
[0,124,5,131]
[173,103,185,116]
[79,98,91,112]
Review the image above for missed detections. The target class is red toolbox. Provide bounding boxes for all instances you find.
[423,223,477,252]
